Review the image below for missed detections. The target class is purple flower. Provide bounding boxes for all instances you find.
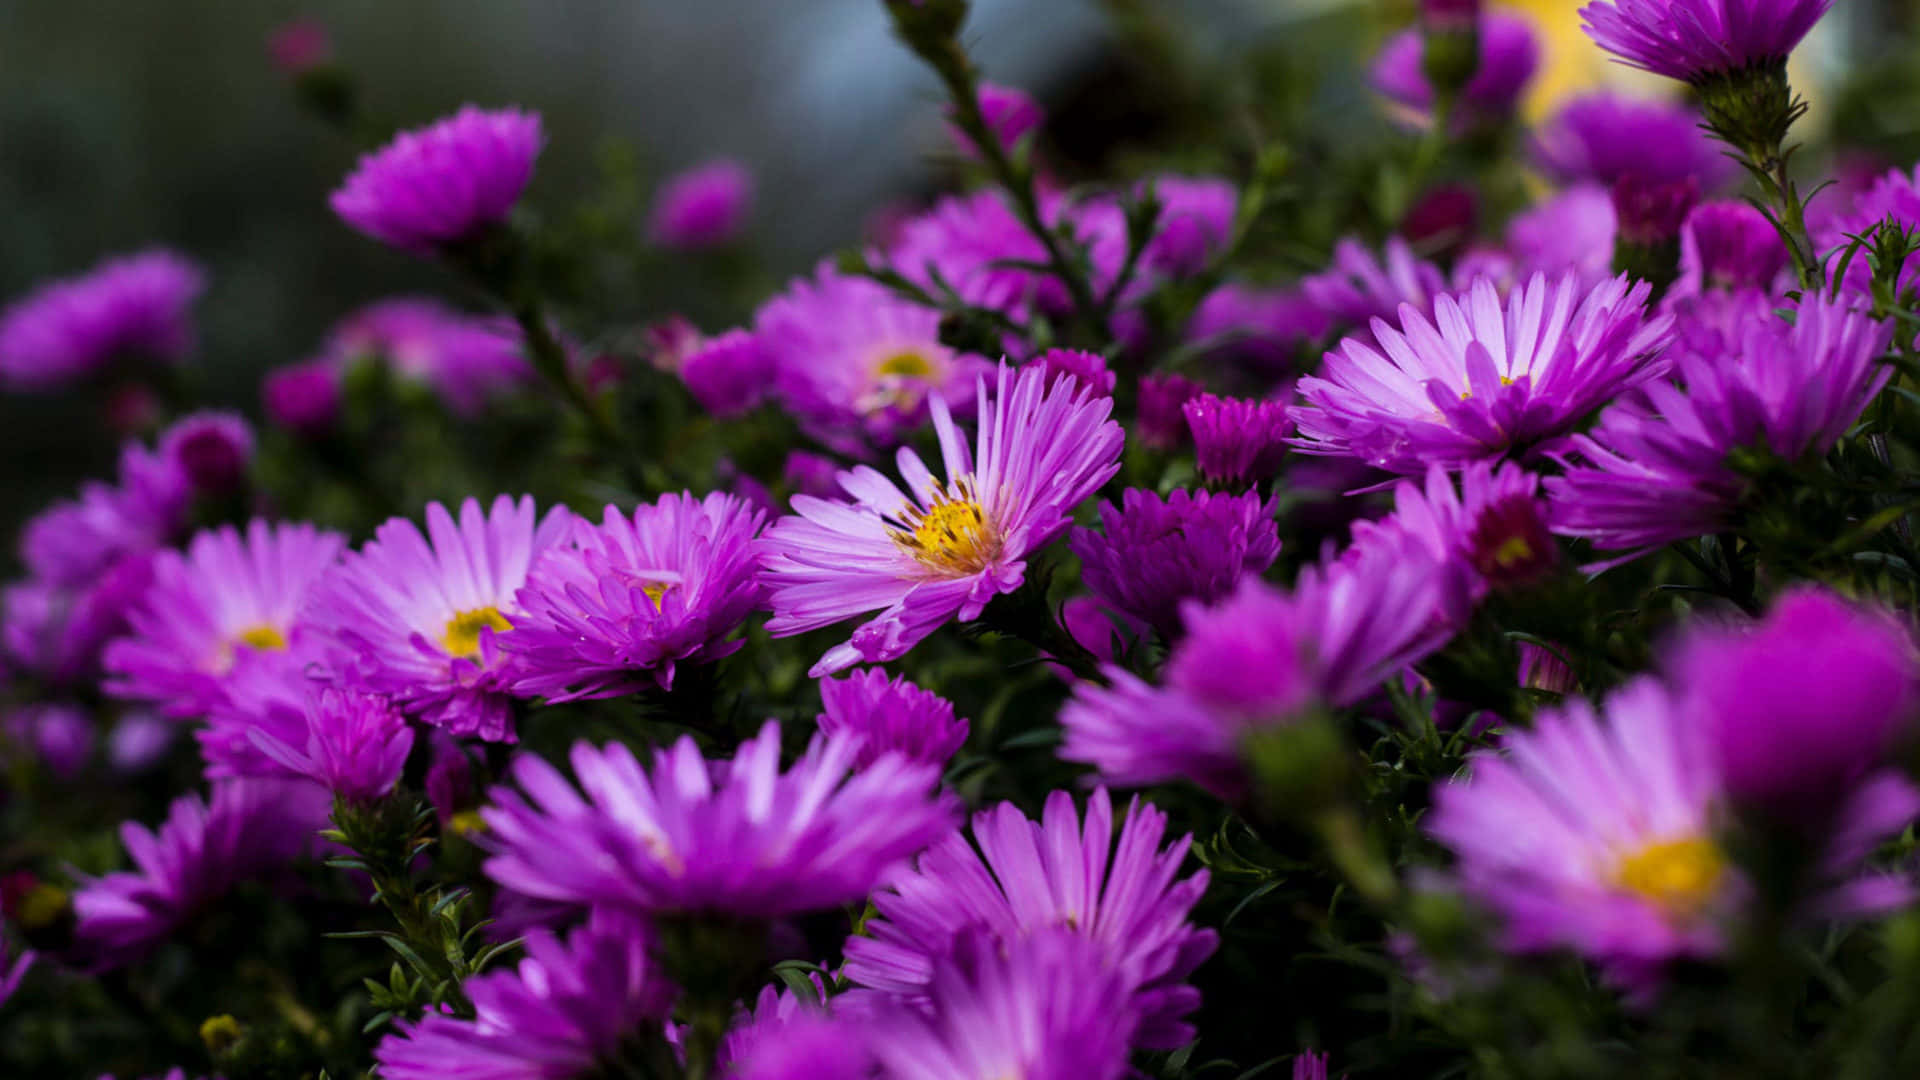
[2,555,154,687]
[1031,347,1116,397]
[0,939,33,1008]
[1547,294,1890,560]
[1293,273,1673,474]
[754,265,991,451]
[1580,0,1833,82]
[266,17,331,76]
[327,298,532,415]
[109,711,175,775]
[1141,176,1238,278]
[679,328,772,418]
[815,668,969,769]
[102,520,344,719]
[1294,1051,1332,1080]
[649,159,754,250]
[261,359,342,435]
[845,788,1213,1051]
[948,81,1044,159]
[1069,487,1281,637]
[504,492,766,700]
[159,411,254,497]
[1612,174,1701,247]
[3,703,94,779]
[196,645,328,779]
[305,496,571,741]
[375,909,676,1080]
[1372,12,1541,126]
[1504,184,1618,286]
[1813,164,1920,300]
[1344,461,1551,620]
[1301,236,1448,333]
[1185,393,1290,487]
[1137,372,1205,450]
[715,980,869,1080]
[330,105,543,254]
[20,441,189,589]
[0,250,205,391]
[882,188,1124,324]
[73,777,328,968]
[249,687,414,803]
[760,363,1124,677]
[1674,200,1790,297]
[1533,92,1733,191]
[1187,284,1330,373]
[483,721,957,919]
[783,450,844,499]
[866,929,1135,1080]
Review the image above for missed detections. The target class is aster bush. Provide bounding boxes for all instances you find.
[18,1,1920,1078]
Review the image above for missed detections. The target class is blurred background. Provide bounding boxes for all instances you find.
[0,0,1911,546]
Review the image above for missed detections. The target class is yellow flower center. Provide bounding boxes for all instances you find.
[447,810,488,837]
[891,481,1000,577]
[443,606,513,658]
[236,624,288,651]
[875,350,935,378]
[1614,836,1725,918]
[642,581,671,608]
[1487,535,1536,571]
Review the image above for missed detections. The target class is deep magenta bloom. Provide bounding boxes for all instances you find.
[0,250,204,390]
[716,981,871,1080]
[948,81,1044,158]
[1532,92,1732,190]
[1813,164,1920,300]
[1293,273,1673,473]
[330,105,543,254]
[1187,284,1330,372]
[1371,12,1541,125]
[760,363,1124,677]
[1301,236,1448,332]
[1137,372,1205,450]
[19,442,188,592]
[1032,348,1115,397]
[649,159,754,250]
[306,496,571,741]
[1184,393,1290,487]
[1141,176,1238,277]
[883,188,1125,323]
[196,645,324,778]
[505,492,766,700]
[483,721,957,918]
[845,787,1213,1051]
[3,703,94,779]
[866,929,1134,1080]
[73,778,328,968]
[1346,460,1549,612]
[1503,184,1618,287]
[261,359,343,435]
[249,687,414,803]
[783,450,843,499]
[103,520,345,719]
[1069,487,1280,637]
[159,411,254,496]
[815,668,969,769]
[266,17,331,75]
[2,554,154,687]
[327,298,532,415]
[678,328,772,418]
[754,265,989,450]
[1548,295,1891,560]
[374,910,676,1080]
[1674,200,1790,296]
[1580,0,1833,81]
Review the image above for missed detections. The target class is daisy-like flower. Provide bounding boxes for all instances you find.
[305,495,571,741]
[197,645,328,779]
[947,81,1044,159]
[1185,393,1291,488]
[1301,235,1449,333]
[326,298,532,415]
[1813,164,1920,301]
[844,787,1215,1052]
[1547,294,1891,560]
[329,105,543,254]
[1579,0,1833,83]
[815,668,970,769]
[648,158,754,251]
[1187,283,1330,373]
[1031,348,1116,398]
[760,362,1124,678]
[3,553,155,687]
[1346,460,1552,610]
[0,250,205,391]
[679,329,773,418]
[1069,487,1280,638]
[1503,185,1618,287]
[1532,92,1733,192]
[374,909,676,1080]
[754,265,991,450]
[1292,272,1674,474]
[73,778,328,969]
[103,520,345,719]
[1137,372,1205,450]
[20,440,190,589]
[505,492,766,701]
[249,687,414,804]
[882,188,1125,324]
[1673,200,1791,298]
[482,721,957,919]
[159,411,254,497]
[261,359,342,435]
[1371,11,1540,128]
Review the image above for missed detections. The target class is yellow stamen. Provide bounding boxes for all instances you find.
[447,810,488,837]
[1614,836,1725,918]
[875,350,934,378]
[237,624,288,651]
[890,480,1000,577]
[1488,535,1536,570]
[443,606,513,658]
[642,581,671,608]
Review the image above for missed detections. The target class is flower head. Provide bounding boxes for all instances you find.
[4,703,95,779]
[1069,487,1281,637]
[1140,176,1238,278]
[815,668,969,769]
[1293,273,1673,473]
[249,687,414,803]
[1372,12,1540,126]
[1137,372,1205,450]
[306,496,571,741]
[1347,460,1551,609]
[1187,284,1330,373]
[1301,236,1449,333]
[0,250,204,391]
[327,298,532,415]
[715,980,870,1080]
[159,411,254,497]
[882,189,1124,323]
[1674,200,1790,297]
[649,158,754,250]
[266,17,331,76]
[1580,0,1833,82]
[760,362,1123,677]
[3,554,155,687]
[1504,184,1619,286]
[1532,92,1732,191]
[678,329,773,418]
[948,81,1044,159]
[262,359,343,435]
[505,492,765,700]
[20,441,189,589]
[330,105,543,253]
[1031,348,1115,397]
[1813,163,1920,301]
[1185,393,1291,487]
[483,721,957,919]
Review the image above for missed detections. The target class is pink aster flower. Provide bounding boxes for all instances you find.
[1031,347,1115,397]
[1673,200,1791,298]
[1137,372,1205,450]
[19,441,189,589]
[1345,460,1551,611]
[1504,184,1619,286]
[1139,175,1238,278]
[483,721,957,919]
[330,105,543,254]
[1547,294,1891,561]
[716,980,872,1080]
[375,909,676,1080]
[196,645,327,779]
[326,298,532,415]
[754,264,990,451]
[1580,0,1833,82]
[305,495,571,741]
[1184,393,1290,488]
[882,188,1126,324]
[760,362,1123,677]
[504,491,766,701]
[0,250,205,391]
[1187,283,1330,374]
[648,159,754,251]
[3,554,155,687]
[249,687,414,803]
[815,668,970,769]
[1069,487,1281,638]
[1814,163,1920,301]
[678,328,773,418]
[261,359,343,435]
[1532,92,1733,191]
[844,787,1214,1052]
[159,411,254,497]
[1292,272,1674,473]
[947,81,1044,159]
[103,520,345,719]
[1301,235,1449,333]
[1371,11,1541,127]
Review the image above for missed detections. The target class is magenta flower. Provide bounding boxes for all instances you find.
[648,159,754,250]
[0,250,204,391]
[1345,460,1550,611]
[0,940,33,1008]
[158,411,254,497]
[1185,393,1291,487]
[1371,11,1541,126]
[306,495,571,741]
[1674,200,1790,297]
[844,788,1215,1051]
[1140,176,1238,278]
[3,554,155,687]
[261,359,342,435]
[815,668,969,769]
[883,188,1125,323]
[330,105,543,254]
[1532,92,1733,191]
[678,328,773,418]
[1187,283,1330,372]
[249,687,414,803]
[73,778,328,968]
[754,264,990,450]
[483,721,957,919]
[1504,184,1618,287]
[504,491,766,700]
[1031,347,1116,397]
[266,17,331,76]
[326,298,532,415]
[717,982,870,1080]
[3,703,95,779]
[1548,294,1891,560]
[1301,235,1449,333]
[374,910,676,1080]
[1069,487,1280,637]
[947,81,1044,159]
[1293,273,1673,473]
[1580,0,1833,82]
[760,362,1124,677]
[196,646,325,779]
[1814,164,1920,301]
[103,520,345,719]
